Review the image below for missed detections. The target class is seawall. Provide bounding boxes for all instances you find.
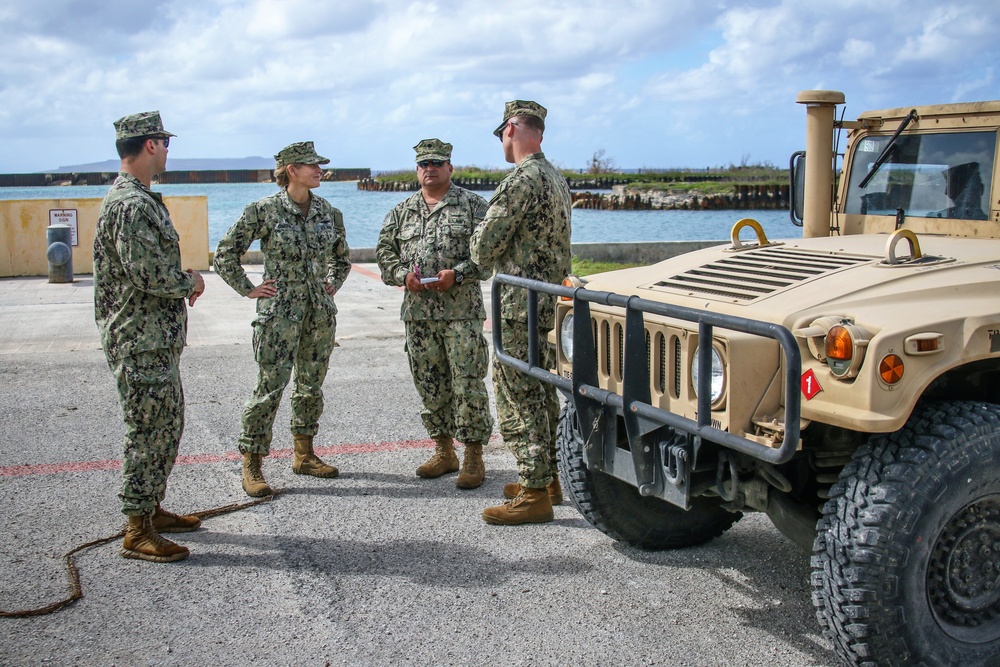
[0,168,370,187]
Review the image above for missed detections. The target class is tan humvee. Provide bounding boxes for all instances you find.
[493,91,1000,666]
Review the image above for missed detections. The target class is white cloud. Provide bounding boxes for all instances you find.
[0,0,998,172]
[839,39,875,68]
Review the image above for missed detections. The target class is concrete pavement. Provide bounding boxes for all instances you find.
[0,266,836,666]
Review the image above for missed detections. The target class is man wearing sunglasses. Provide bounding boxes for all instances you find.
[376,139,494,489]
[94,111,206,563]
[472,100,572,526]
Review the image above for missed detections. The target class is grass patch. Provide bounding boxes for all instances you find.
[572,256,642,276]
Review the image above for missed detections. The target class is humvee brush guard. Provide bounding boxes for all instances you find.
[493,91,1000,666]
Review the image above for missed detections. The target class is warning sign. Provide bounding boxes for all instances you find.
[49,209,79,246]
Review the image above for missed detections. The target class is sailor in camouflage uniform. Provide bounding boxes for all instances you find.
[94,111,206,563]
[214,142,351,497]
[376,139,494,488]
[472,101,572,525]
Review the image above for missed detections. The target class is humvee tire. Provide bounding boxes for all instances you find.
[557,402,741,550]
[812,401,1000,666]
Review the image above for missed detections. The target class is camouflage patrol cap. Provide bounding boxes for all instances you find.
[493,100,547,137]
[274,141,330,167]
[113,111,175,141]
[413,138,453,163]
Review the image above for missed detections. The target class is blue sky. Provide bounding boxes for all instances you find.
[1,0,998,173]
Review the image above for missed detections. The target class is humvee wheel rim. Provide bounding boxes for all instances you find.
[928,494,1000,641]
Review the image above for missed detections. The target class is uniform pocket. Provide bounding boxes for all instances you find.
[251,315,285,366]
[270,222,303,260]
[396,222,423,267]
[119,352,180,429]
[441,219,471,262]
[314,221,336,247]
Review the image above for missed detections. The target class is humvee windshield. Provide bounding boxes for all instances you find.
[845,130,995,220]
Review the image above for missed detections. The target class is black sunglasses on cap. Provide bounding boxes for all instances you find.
[417,160,446,168]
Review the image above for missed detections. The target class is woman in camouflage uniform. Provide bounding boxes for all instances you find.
[213,142,351,497]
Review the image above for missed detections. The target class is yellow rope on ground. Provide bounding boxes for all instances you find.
[0,490,283,619]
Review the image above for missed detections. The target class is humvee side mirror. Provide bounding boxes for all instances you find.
[789,151,805,227]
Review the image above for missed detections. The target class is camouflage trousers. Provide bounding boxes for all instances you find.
[493,319,560,489]
[238,307,336,455]
[405,318,493,444]
[111,348,184,516]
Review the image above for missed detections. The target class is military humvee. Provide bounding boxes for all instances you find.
[493,91,1000,666]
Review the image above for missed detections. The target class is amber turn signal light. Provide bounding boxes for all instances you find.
[824,322,871,378]
[561,275,583,301]
[825,325,853,361]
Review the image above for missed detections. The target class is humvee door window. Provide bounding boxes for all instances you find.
[845,131,994,220]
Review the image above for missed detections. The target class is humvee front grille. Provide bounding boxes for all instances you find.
[587,312,690,405]
[651,246,874,302]
[673,336,681,398]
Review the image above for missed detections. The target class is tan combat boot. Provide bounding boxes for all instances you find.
[502,474,564,505]
[416,436,459,478]
[482,487,554,525]
[121,514,190,563]
[242,452,272,497]
[455,442,485,489]
[152,504,202,533]
[292,434,339,478]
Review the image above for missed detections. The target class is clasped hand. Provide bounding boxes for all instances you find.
[405,269,456,293]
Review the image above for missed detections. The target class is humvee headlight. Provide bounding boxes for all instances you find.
[560,313,574,360]
[692,345,725,404]
[825,323,870,378]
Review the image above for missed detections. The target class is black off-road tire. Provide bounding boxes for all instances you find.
[557,402,741,550]
[812,401,1000,667]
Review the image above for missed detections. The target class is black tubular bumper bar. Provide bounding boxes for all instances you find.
[491,274,802,467]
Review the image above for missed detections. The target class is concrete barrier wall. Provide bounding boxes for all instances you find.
[224,240,727,267]
[569,240,725,265]
[0,197,210,277]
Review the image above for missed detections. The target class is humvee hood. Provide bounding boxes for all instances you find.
[580,235,1000,328]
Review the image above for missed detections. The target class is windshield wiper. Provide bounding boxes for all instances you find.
[858,109,919,189]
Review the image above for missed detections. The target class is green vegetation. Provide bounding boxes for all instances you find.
[572,257,642,276]
[375,166,511,183]
[374,163,788,192]
[375,169,418,183]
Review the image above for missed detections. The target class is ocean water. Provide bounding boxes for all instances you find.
[1,181,801,249]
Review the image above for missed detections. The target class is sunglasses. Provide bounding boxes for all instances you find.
[155,136,170,148]
[417,160,447,168]
[495,120,519,140]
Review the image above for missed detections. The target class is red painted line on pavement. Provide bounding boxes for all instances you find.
[0,437,439,478]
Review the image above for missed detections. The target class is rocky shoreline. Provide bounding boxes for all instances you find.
[356,178,789,210]
[572,184,789,210]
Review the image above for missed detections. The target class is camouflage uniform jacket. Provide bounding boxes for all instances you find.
[213,189,351,322]
[376,183,490,321]
[94,171,197,361]
[471,152,572,329]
